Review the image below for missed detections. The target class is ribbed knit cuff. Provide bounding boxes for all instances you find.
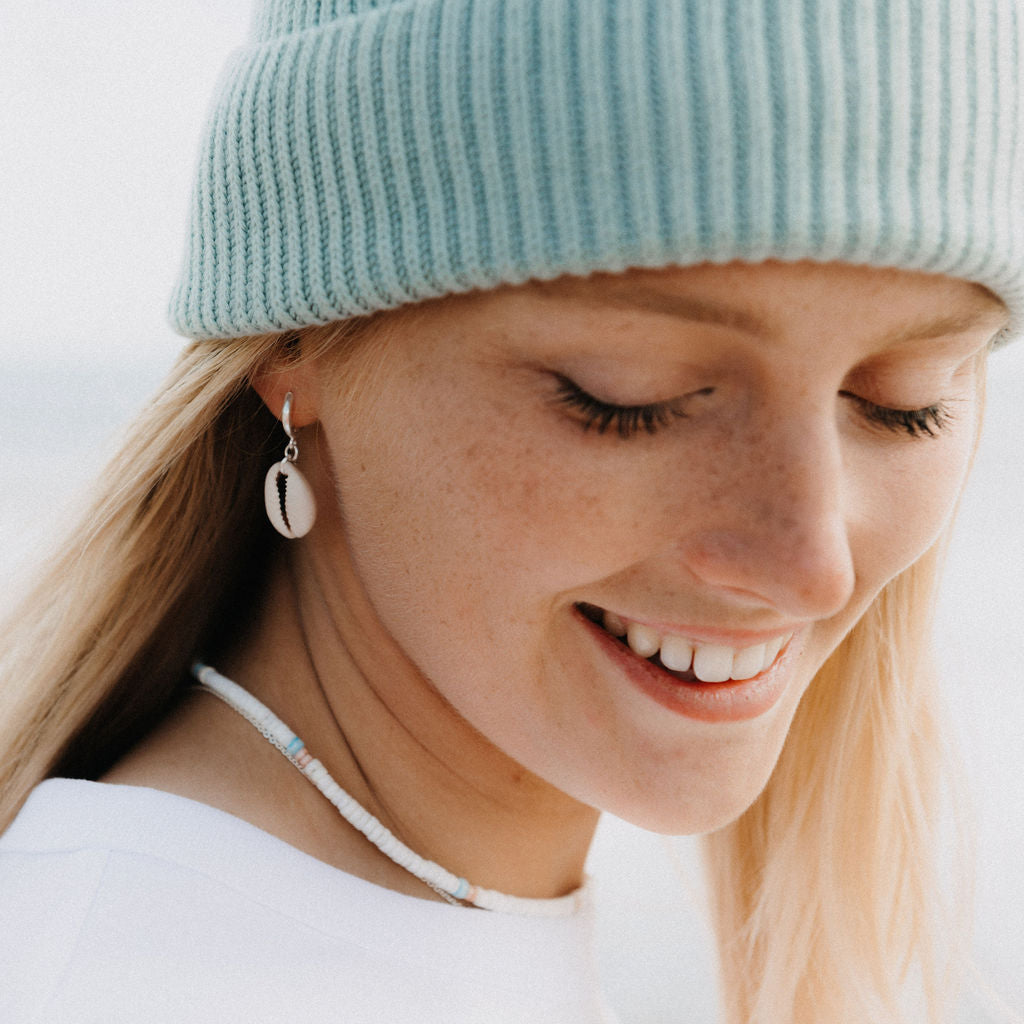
[169,0,1024,342]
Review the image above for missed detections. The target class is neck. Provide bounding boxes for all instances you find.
[218,546,599,902]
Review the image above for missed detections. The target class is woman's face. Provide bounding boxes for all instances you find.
[302,260,1006,834]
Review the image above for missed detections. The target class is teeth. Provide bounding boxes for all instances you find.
[692,644,734,683]
[660,635,694,672]
[626,622,661,658]
[603,610,628,637]
[764,635,786,664]
[730,643,766,681]
[597,608,791,683]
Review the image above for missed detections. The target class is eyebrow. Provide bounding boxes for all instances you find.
[586,282,1009,345]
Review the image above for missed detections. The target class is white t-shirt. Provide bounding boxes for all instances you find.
[0,779,619,1024]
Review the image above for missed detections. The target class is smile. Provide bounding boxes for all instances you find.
[576,601,798,722]
[577,603,793,683]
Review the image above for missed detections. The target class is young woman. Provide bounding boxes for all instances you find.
[1,1,1021,1022]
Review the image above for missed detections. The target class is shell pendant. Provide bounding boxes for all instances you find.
[264,459,317,538]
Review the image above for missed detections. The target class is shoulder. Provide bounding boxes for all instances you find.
[0,780,616,1024]
[0,779,351,1022]
[0,784,112,1024]
[0,780,441,1018]
[0,778,353,923]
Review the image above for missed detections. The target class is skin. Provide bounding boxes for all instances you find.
[105,260,1008,903]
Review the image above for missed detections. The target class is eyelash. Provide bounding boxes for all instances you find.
[554,375,692,438]
[842,394,953,438]
[555,375,954,441]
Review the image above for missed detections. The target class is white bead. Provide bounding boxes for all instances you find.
[264,459,317,538]
[191,663,584,918]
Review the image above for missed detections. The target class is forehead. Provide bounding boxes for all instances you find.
[516,261,1009,349]
[536,261,1002,315]
[352,260,1008,378]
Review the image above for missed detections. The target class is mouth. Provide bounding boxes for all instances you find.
[574,602,797,722]
[576,602,793,682]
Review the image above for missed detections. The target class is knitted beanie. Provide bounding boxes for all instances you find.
[169,0,1024,343]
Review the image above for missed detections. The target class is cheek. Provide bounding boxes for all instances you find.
[320,388,632,752]
[848,430,976,590]
[338,403,644,618]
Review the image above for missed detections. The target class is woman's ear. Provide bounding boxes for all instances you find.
[251,346,321,428]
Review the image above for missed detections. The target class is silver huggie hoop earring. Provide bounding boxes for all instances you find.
[264,391,317,538]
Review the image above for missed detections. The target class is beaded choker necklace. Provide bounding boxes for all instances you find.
[192,663,583,917]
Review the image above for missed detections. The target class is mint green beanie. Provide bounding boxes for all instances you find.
[169,0,1024,342]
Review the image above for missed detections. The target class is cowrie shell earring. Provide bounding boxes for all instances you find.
[264,392,317,538]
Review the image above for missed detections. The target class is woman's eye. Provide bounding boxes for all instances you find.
[555,376,955,441]
[553,374,694,439]
[843,392,954,439]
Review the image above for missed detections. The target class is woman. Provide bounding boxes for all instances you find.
[1,0,1021,1022]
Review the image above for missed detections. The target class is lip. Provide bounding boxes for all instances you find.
[611,617,799,649]
[575,606,797,724]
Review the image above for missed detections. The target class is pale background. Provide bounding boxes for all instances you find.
[2,3,1021,1020]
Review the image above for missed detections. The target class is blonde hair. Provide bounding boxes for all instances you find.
[0,318,372,797]
[0,319,988,1023]
[704,540,970,1022]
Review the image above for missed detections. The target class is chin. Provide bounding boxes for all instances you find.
[612,789,767,837]
[576,749,782,837]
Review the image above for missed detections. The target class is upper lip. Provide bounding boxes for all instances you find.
[578,602,804,647]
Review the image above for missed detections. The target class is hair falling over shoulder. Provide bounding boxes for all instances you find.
[0,318,370,814]
[704,542,978,1023]
[0,322,995,1024]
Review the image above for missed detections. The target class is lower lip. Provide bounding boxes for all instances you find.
[577,610,794,724]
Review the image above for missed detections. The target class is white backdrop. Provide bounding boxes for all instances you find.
[2,4,1021,1020]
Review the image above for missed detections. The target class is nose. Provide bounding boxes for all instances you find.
[676,407,857,620]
